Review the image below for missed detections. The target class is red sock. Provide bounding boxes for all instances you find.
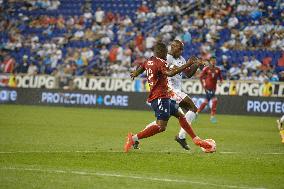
[198,101,208,112]
[137,124,163,140]
[178,116,197,139]
[211,99,217,116]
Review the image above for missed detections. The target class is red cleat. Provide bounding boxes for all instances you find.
[193,136,212,149]
[124,133,134,153]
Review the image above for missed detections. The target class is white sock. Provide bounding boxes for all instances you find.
[178,128,187,139]
[185,111,196,123]
[132,134,138,142]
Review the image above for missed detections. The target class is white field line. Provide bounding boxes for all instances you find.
[0,166,266,189]
[0,150,283,155]
[219,152,239,154]
[263,152,284,155]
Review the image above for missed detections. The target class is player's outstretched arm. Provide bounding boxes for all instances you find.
[165,56,198,77]
[184,57,206,78]
[130,66,145,79]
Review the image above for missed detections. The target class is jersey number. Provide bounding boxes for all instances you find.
[158,99,168,112]
[146,68,154,86]
[147,61,154,66]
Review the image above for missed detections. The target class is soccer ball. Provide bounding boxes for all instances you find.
[201,139,216,153]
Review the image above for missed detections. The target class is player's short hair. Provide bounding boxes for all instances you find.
[210,55,216,59]
[154,42,167,57]
[172,39,184,47]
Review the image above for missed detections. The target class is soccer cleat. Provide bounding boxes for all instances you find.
[124,133,134,153]
[210,116,217,124]
[175,136,190,150]
[133,141,140,149]
[193,136,212,149]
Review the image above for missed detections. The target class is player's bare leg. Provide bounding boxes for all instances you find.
[180,96,198,123]
[277,115,284,143]
[133,120,160,150]
[131,120,161,150]
[210,97,218,123]
[175,96,198,150]
[277,119,281,131]
[174,108,212,149]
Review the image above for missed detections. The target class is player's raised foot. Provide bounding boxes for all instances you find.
[210,116,217,124]
[193,136,212,149]
[175,136,190,150]
[124,133,134,153]
[133,141,140,149]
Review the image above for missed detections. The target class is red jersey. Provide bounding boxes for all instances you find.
[3,58,15,73]
[142,56,171,102]
[200,66,222,91]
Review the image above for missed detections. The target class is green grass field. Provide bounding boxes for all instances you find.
[0,105,283,189]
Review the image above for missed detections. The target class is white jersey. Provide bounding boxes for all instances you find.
[166,54,186,91]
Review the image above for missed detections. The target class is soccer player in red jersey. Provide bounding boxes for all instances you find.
[197,56,223,123]
[124,42,213,152]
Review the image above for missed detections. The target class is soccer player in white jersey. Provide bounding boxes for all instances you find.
[167,40,203,150]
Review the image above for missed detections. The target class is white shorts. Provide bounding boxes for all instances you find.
[170,89,187,104]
